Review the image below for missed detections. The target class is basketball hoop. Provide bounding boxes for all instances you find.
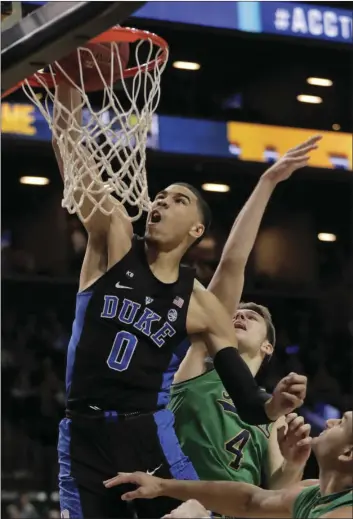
[2,27,169,223]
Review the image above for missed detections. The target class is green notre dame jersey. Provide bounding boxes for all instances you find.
[292,484,353,518]
[169,369,271,485]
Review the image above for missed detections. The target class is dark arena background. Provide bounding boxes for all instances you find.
[1,1,352,517]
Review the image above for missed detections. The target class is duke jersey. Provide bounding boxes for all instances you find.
[66,235,195,413]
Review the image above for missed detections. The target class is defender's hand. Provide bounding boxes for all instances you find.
[163,500,211,519]
[265,373,307,421]
[103,471,163,500]
[262,135,322,185]
[277,413,312,466]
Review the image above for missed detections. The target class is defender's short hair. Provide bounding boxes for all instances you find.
[175,183,212,244]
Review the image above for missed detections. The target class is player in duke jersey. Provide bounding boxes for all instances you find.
[53,84,306,519]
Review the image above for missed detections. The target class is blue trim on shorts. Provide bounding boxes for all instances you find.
[58,418,83,518]
[157,338,191,407]
[66,291,92,394]
[154,408,199,480]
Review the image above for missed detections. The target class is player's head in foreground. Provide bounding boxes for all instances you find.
[145,183,211,253]
[312,411,353,482]
[233,302,275,376]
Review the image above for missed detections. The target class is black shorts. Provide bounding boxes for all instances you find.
[58,409,199,518]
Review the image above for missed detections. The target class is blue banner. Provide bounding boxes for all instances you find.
[135,1,240,31]
[22,1,352,44]
[159,117,229,157]
[259,2,352,44]
[1,102,352,170]
[133,1,352,44]
[1,102,230,158]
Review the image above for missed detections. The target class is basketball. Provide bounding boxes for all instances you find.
[53,42,130,92]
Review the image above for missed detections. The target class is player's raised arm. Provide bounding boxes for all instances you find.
[208,135,322,315]
[188,286,306,424]
[52,84,133,232]
[52,84,133,290]
[104,471,305,519]
[175,136,323,384]
[53,85,110,230]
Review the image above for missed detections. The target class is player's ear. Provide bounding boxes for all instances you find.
[189,223,205,240]
[261,341,273,357]
[338,446,353,466]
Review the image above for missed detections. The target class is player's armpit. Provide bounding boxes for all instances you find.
[173,335,208,384]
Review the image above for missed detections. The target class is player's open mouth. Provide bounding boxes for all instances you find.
[233,321,246,331]
[149,210,162,225]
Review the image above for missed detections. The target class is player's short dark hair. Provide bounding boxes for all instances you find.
[175,183,212,245]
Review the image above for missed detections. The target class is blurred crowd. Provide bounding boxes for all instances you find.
[2,220,352,518]
[2,218,87,277]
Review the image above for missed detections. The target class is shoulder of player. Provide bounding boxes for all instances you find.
[290,485,353,518]
[246,482,306,518]
[319,507,353,519]
[270,482,319,518]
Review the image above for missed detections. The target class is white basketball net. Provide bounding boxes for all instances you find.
[22,35,168,223]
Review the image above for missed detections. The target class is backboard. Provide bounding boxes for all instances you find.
[1,1,146,93]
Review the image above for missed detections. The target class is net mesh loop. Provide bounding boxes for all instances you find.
[22,29,168,223]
